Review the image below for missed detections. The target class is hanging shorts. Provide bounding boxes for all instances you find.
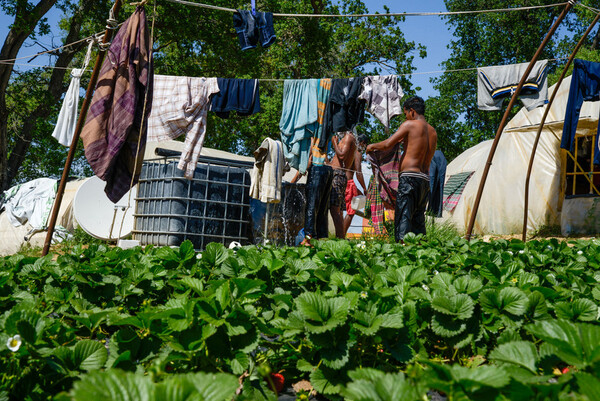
[345,179,359,216]
[233,10,276,51]
[395,172,430,242]
[330,169,348,210]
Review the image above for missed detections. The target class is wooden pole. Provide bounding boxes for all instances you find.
[42,0,123,256]
[464,2,573,240]
[522,12,600,241]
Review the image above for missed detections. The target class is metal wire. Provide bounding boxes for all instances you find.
[163,0,568,17]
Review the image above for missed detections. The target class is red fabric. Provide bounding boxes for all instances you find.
[345,179,359,215]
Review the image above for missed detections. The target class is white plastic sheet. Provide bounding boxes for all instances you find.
[444,76,600,235]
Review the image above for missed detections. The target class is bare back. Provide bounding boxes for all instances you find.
[399,120,437,174]
[330,132,357,170]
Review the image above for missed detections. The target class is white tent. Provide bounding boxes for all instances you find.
[444,75,600,235]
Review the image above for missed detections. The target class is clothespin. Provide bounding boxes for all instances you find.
[251,0,257,16]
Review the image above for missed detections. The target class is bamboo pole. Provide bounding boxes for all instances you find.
[521,11,600,241]
[42,0,123,256]
[464,1,574,240]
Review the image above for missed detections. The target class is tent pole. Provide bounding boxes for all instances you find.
[42,0,123,256]
[464,1,573,240]
[522,12,600,242]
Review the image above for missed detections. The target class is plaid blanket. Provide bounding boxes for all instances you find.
[443,171,474,212]
[81,7,153,203]
[364,175,387,235]
[366,143,401,208]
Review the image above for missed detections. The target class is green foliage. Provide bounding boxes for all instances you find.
[1,237,600,399]
[65,370,239,401]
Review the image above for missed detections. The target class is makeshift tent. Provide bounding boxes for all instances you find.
[443,75,600,235]
[0,179,82,256]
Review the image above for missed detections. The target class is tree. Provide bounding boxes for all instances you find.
[427,0,585,161]
[4,0,111,187]
[0,0,60,190]
[1,0,423,188]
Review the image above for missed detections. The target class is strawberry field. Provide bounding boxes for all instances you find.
[2,235,600,400]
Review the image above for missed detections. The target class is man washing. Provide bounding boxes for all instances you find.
[366,96,437,242]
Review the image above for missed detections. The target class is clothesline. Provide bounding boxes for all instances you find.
[0,57,571,78]
[577,3,600,13]
[164,0,570,18]
[0,24,123,64]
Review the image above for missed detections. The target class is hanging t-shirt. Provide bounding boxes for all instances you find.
[359,75,404,128]
[477,60,548,111]
[320,77,366,149]
[147,75,219,178]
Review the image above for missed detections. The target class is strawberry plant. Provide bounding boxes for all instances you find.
[1,237,600,399]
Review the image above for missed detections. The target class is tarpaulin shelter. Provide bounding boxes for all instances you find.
[443,76,600,236]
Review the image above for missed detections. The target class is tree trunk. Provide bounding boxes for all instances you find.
[0,0,58,190]
[5,0,97,186]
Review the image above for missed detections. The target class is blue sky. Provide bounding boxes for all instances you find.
[0,0,451,98]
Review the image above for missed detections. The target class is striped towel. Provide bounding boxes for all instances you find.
[81,7,153,203]
[443,171,475,212]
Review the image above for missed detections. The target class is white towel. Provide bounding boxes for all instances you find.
[250,138,286,203]
[52,40,93,146]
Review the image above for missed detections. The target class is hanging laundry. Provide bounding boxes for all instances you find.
[233,9,276,51]
[279,79,319,174]
[81,6,153,203]
[147,75,219,178]
[210,78,260,118]
[366,142,401,208]
[477,60,548,111]
[358,75,404,128]
[320,77,366,150]
[443,171,474,212]
[250,137,287,203]
[52,40,94,147]
[364,176,387,235]
[314,78,332,146]
[428,150,447,217]
[364,143,401,234]
[561,59,600,164]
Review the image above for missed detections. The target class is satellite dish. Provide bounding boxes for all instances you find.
[73,176,137,240]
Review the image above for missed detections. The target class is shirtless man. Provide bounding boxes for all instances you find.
[366,96,437,242]
[330,131,358,239]
[343,134,368,236]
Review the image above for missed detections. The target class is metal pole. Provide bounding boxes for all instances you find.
[464,1,573,240]
[522,11,600,241]
[42,0,123,256]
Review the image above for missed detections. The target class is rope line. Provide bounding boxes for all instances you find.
[163,0,568,17]
[0,23,123,64]
[0,56,571,77]
[576,2,600,13]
